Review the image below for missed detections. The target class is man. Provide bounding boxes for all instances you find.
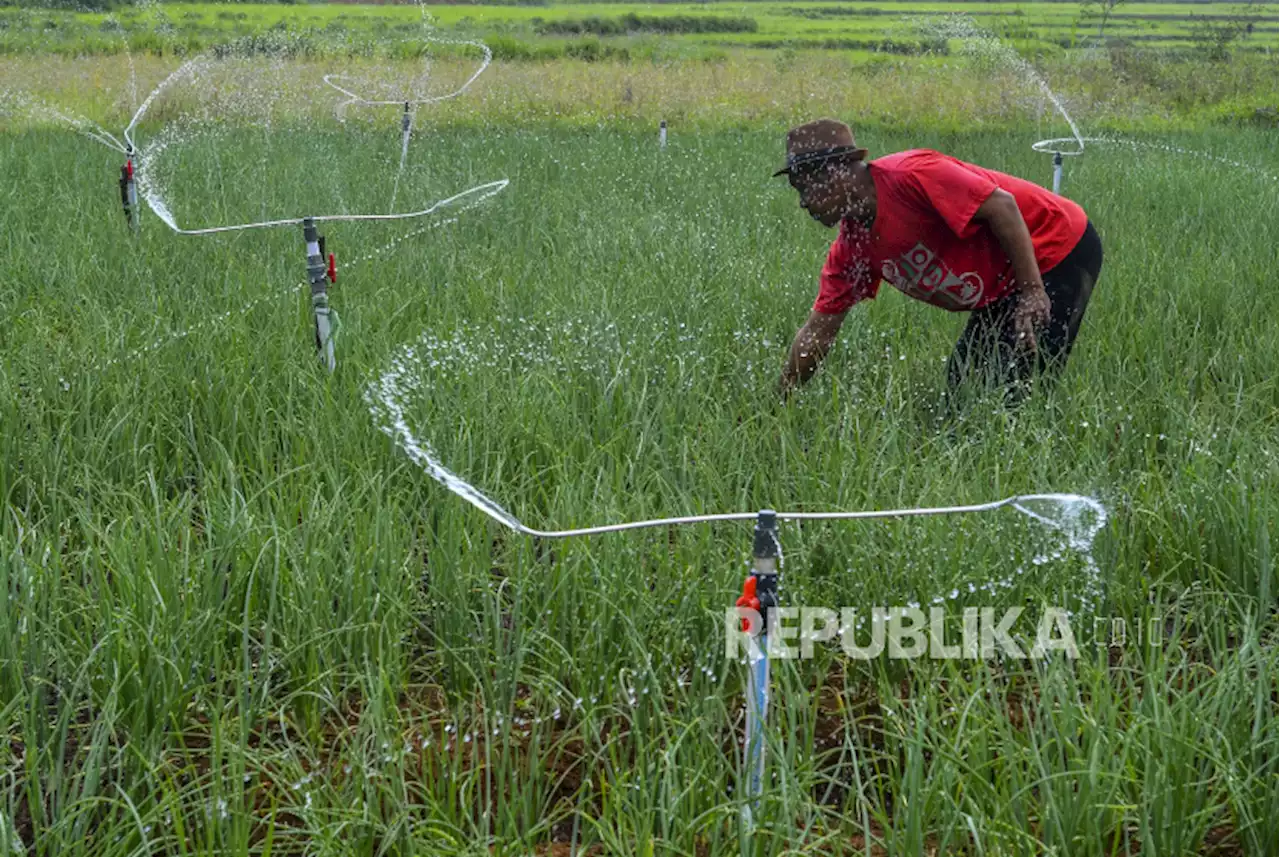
[774,118,1103,402]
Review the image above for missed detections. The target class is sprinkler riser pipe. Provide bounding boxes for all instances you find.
[742,508,780,821]
[302,217,336,372]
[313,297,335,372]
[753,508,778,558]
[1052,151,1063,195]
[659,119,667,149]
[752,508,780,622]
[119,163,138,230]
[743,637,769,811]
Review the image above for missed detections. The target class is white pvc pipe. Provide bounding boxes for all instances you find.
[142,179,509,236]
[322,38,492,109]
[399,494,1100,540]
[742,635,769,827]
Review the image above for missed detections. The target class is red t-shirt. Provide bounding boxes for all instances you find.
[814,150,1088,314]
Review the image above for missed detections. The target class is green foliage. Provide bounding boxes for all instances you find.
[1187,1,1259,61]
[1080,0,1132,41]
[0,7,1277,853]
[0,106,1276,853]
[536,12,758,36]
[751,35,948,54]
[0,1,1276,61]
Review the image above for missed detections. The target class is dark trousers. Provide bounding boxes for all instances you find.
[946,220,1104,396]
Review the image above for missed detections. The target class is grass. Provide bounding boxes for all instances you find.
[1,1,1277,59]
[3,47,1277,133]
[0,21,1277,857]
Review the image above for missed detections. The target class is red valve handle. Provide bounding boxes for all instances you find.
[735,576,761,633]
[125,159,133,180]
[327,253,336,284]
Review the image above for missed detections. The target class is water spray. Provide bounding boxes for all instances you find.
[303,217,337,372]
[73,32,511,372]
[136,179,509,236]
[368,339,1112,825]
[31,37,1115,831]
[6,60,205,230]
[4,91,129,155]
[322,30,492,207]
[321,34,492,116]
[919,17,1277,190]
[93,208,481,372]
[913,15,1087,191]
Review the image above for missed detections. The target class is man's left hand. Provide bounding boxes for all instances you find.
[1013,284,1050,352]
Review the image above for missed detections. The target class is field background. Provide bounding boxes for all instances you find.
[0,2,1277,856]
[3,0,1279,57]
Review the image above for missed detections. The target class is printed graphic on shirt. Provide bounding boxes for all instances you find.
[881,243,985,310]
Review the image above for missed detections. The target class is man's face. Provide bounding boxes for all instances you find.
[788,160,850,228]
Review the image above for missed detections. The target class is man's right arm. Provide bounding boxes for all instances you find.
[779,310,848,396]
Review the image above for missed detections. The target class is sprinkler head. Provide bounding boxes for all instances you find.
[752,510,778,560]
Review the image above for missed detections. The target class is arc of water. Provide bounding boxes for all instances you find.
[83,27,509,370]
[94,205,481,372]
[1033,135,1278,181]
[123,56,209,154]
[368,338,1107,540]
[3,92,129,154]
[321,15,494,208]
[2,48,202,159]
[915,14,1085,155]
[916,16,1277,189]
[137,179,508,236]
[322,38,492,109]
[122,38,506,236]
